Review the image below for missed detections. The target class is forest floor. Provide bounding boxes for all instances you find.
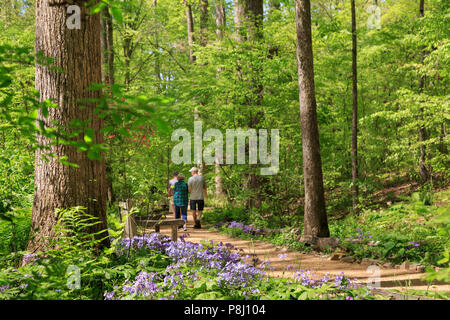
[157,214,450,296]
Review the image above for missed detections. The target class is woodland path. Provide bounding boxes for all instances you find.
[156,209,449,296]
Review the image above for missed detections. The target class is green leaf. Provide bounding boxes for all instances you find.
[59,156,79,168]
[101,126,115,133]
[298,291,308,300]
[42,105,49,118]
[111,113,122,125]
[84,128,94,144]
[111,6,123,24]
[194,292,223,300]
[118,127,130,137]
[0,213,13,222]
[0,75,12,88]
[87,149,102,161]
[154,118,170,134]
[88,1,108,15]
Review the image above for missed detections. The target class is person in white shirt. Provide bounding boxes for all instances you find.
[187,167,207,229]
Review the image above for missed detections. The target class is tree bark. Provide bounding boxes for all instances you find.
[245,0,264,41]
[29,0,108,254]
[234,0,247,42]
[100,6,114,85]
[200,0,209,47]
[351,0,359,211]
[294,0,329,237]
[100,4,116,204]
[184,0,196,63]
[418,0,430,183]
[214,0,226,196]
[152,0,163,89]
[123,37,132,86]
[215,0,226,40]
[438,122,448,155]
[238,0,264,210]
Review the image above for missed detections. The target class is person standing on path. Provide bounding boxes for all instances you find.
[188,167,207,229]
[167,171,179,217]
[173,175,188,231]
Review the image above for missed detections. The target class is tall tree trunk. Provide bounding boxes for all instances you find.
[153,0,163,90]
[215,0,226,40]
[100,5,116,204]
[100,6,114,85]
[200,0,209,47]
[351,0,359,211]
[29,0,108,254]
[123,37,132,86]
[238,0,264,210]
[438,122,448,155]
[418,0,430,183]
[234,0,247,42]
[214,0,226,196]
[245,0,264,41]
[294,0,329,237]
[184,0,196,63]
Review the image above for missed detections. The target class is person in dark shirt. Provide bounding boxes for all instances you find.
[173,175,188,231]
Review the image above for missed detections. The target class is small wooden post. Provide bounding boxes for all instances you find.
[171,225,178,242]
[122,199,137,239]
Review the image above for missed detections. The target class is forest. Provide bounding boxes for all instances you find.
[0,0,449,303]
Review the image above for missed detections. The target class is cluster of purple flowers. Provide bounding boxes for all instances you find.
[348,228,373,241]
[107,232,372,300]
[218,221,264,236]
[0,284,10,293]
[293,270,358,291]
[113,232,171,255]
[105,268,200,300]
[107,233,264,300]
[113,233,243,268]
[406,241,420,249]
[22,253,38,265]
[259,260,275,271]
[122,271,161,298]
[333,272,358,290]
[217,261,263,288]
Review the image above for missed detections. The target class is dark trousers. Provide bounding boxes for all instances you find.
[174,205,187,222]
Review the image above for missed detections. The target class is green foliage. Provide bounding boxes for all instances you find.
[330,190,449,265]
[202,206,250,226]
[0,151,33,214]
[0,208,31,258]
[0,207,170,300]
[422,206,450,284]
